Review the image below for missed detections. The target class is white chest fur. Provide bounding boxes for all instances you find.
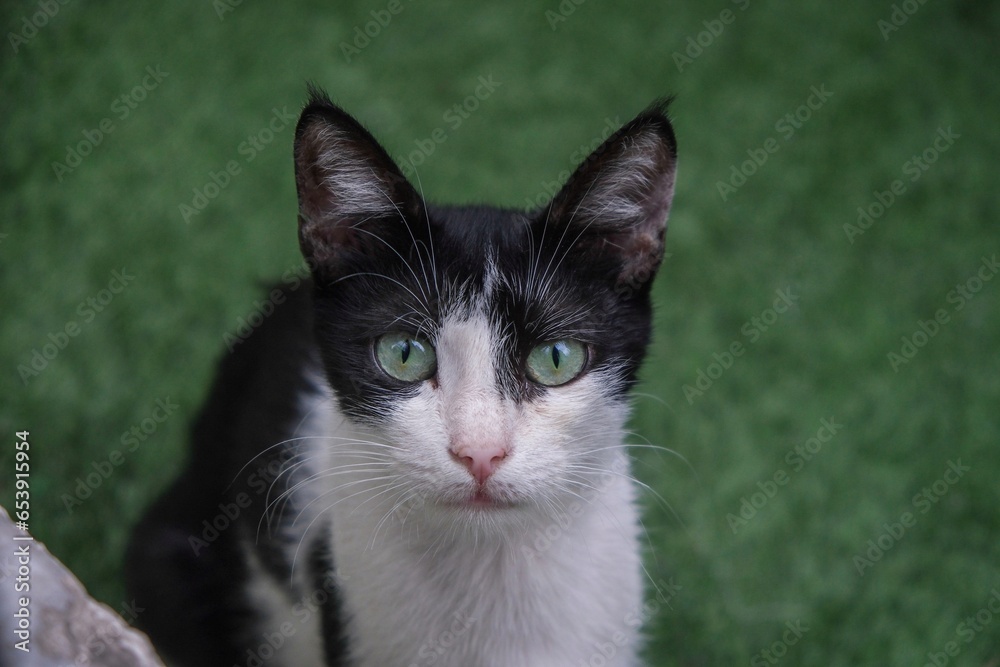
[331,469,642,666]
[299,402,644,667]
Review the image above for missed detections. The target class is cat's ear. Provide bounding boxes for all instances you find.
[294,88,421,278]
[543,100,677,293]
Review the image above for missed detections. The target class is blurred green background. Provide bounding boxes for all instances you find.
[2,0,998,664]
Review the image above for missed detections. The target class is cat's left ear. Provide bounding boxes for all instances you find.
[543,100,677,293]
[293,88,422,280]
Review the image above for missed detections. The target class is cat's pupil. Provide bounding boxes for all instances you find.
[400,340,411,364]
[551,345,560,369]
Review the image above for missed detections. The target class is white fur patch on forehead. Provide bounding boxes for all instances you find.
[481,250,499,299]
[308,125,399,221]
[434,310,499,398]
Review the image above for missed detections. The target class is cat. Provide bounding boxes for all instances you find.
[125,88,677,667]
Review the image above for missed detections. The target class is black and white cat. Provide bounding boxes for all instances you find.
[126,90,677,667]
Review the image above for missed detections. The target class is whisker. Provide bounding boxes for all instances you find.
[351,219,430,305]
[289,478,396,575]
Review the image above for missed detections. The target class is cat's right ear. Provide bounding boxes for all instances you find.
[542,100,678,296]
[294,89,421,280]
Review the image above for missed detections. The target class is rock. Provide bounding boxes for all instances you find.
[0,505,165,666]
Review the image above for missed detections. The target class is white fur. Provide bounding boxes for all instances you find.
[237,385,339,666]
[289,307,644,666]
[242,538,326,667]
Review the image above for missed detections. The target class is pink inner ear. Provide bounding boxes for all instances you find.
[298,215,360,266]
[614,228,665,292]
[623,229,664,264]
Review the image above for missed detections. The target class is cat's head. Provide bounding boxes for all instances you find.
[293,90,676,526]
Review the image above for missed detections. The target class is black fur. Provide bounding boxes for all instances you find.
[126,285,351,665]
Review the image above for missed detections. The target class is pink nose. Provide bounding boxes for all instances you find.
[450,444,508,484]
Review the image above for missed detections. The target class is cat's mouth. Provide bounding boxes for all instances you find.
[443,487,520,510]
[469,489,507,508]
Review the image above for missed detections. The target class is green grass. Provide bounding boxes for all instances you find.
[2,1,999,664]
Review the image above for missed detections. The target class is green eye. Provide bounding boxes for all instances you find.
[375,332,437,382]
[526,340,587,386]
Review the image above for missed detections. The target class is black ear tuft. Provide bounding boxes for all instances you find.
[543,99,678,294]
[293,90,420,278]
[305,82,330,108]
